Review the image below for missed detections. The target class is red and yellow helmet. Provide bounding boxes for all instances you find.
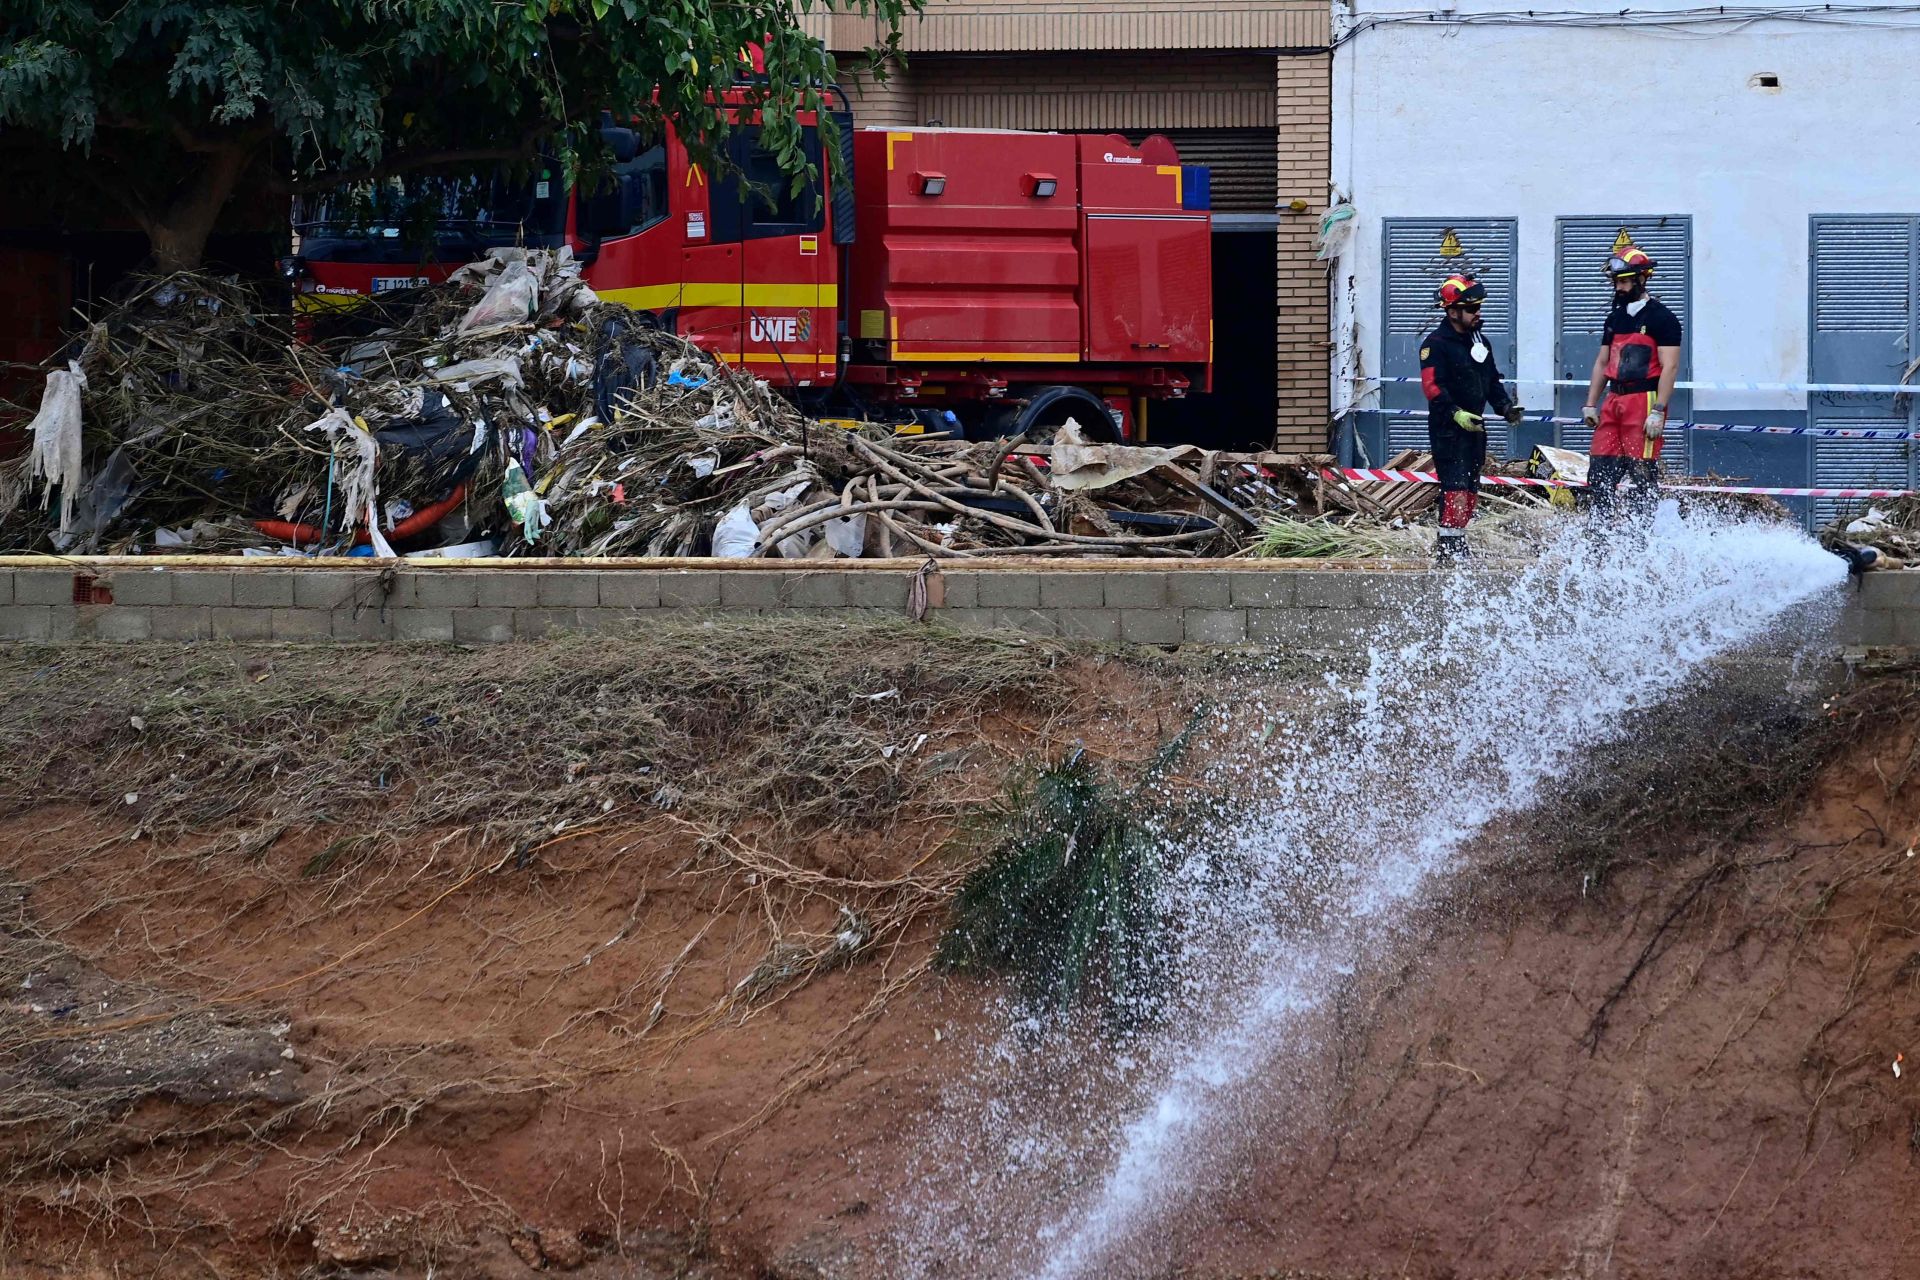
[1435,273,1486,309]
[1604,246,1656,279]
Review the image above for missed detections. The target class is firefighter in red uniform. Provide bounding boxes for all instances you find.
[1420,273,1524,563]
[1581,247,1683,521]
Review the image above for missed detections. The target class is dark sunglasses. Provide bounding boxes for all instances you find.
[1453,301,1483,312]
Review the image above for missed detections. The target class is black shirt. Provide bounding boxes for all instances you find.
[1600,297,1682,395]
[1419,321,1513,427]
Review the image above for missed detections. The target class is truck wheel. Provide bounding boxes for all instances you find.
[975,386,1120,445]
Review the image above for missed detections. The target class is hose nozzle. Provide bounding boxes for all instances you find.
[1831,541,1882,577]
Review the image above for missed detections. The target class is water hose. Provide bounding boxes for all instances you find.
[253,483,467,548]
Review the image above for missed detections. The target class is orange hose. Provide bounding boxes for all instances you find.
[253,483,467,547]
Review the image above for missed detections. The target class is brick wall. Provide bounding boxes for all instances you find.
[1274,53,1332,450]
[836,62,922,129]
[909,52,1275,131]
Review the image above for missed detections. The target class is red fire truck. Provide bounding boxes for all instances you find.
[291,94,1212,442]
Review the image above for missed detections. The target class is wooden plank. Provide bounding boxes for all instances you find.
[1152,463,1260,531]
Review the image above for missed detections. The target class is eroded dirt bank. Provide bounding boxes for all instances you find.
[1,626,1915,1279]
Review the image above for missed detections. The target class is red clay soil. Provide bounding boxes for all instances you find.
[3,668,1918,1279]
[1183,725,1920,1280]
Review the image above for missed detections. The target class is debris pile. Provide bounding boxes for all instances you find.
[0,258,1797,563]
[1820,499,1920,569]
[0,258,1327,560]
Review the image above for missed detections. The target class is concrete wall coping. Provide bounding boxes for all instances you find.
[0,555,1479,574]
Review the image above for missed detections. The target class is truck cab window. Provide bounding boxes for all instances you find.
[708,125,823,243]
[617,144,668,236]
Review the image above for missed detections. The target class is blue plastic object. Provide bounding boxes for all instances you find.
[1181,165,1211,211]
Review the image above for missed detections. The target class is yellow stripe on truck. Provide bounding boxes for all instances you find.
[597,283,838,310]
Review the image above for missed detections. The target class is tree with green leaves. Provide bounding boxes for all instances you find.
[0,0,911,272]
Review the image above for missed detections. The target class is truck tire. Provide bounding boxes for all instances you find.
[976,386,1120,445]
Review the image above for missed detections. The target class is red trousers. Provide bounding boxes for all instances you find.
[1593,389,1662,460]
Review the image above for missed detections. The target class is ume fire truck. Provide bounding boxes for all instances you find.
[292,89,1212,442]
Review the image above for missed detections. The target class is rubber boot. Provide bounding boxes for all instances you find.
[1436,490,1473,566]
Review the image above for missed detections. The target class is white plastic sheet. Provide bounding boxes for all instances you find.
[27,361,87,531]
[712,503,759,557]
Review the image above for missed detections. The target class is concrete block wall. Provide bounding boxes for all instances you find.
[0,559,1452,650]
[1833,571,1920,648]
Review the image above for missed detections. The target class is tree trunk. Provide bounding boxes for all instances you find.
[146,143,255,274]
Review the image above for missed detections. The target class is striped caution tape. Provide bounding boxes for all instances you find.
[1361,376,1920,396]
[1365,407,1913,440]
[1323,467,1914,499]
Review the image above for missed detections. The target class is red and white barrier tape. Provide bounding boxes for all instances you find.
[1323,467,1913,499]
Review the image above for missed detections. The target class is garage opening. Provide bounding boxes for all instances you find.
[1148,227,1277,449]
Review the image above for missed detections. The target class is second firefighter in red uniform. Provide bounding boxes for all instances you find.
[1581,246,1683,519]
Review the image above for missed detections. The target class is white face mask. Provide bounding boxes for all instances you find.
[1626,296,1649,316]
[1470,338,1488,362]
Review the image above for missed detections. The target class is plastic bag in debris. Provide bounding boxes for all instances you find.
[27,361,86,532]
[712,503,759,557]
[675,446,721,479]
[374,389,485,487]
[593,316,659,424]
[1846,507,1891,535]
[503,457,547,543]
[306,407,380,533]
[458,259,539,334]
[759,480,819,559]
[427,355,525,391]
[825,512,867,558]
[53,444,138,552]
[364,500,398,559]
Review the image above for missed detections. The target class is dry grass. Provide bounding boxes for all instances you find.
[0,615,1086,854]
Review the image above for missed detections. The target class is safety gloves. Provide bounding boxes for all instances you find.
[1503,404,1525,426]
[1645,403,1667,439]
[1581,404,1600,428]
[1451,408,1484,433]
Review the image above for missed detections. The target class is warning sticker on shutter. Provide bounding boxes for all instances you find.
[687,212,707,239]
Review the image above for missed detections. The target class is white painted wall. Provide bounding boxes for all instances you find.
[1329,2,1920,417]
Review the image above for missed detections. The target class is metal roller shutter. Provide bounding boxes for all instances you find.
[1555,216,1692,472]
[1379,218,1519,461]
[1808,215,1919,528]
[1125,129,1276,214]
[1813,424,1912,527]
